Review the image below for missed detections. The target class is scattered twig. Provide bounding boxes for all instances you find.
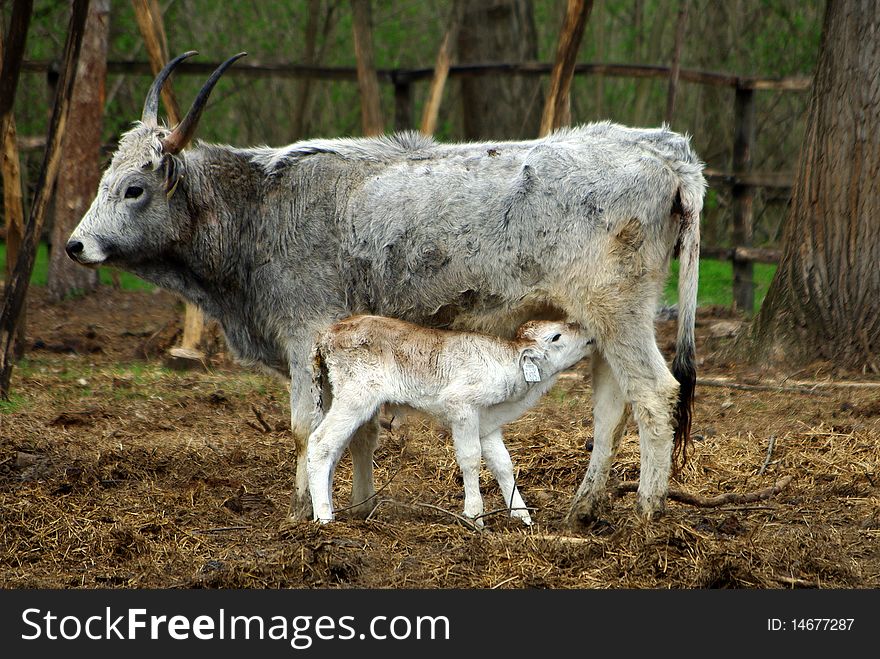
[773,574,820,588]
[614,475,793,507]
[697,378,831,396]
[192,526,248,534]
[250,404,273,433]
[490,575,519,589]
[758,434,777,475]
[410,501,483,533]
[474,505,535,523]
[333,461,405,515]
[527,533,594,545]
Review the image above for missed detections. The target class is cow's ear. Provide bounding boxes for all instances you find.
[162,154,183,199]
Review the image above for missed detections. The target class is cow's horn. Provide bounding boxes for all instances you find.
[161,52,247,155]
[141,50,198,127]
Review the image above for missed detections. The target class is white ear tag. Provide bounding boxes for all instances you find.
[522,357,541,382]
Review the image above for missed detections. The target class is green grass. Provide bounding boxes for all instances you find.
[665,258,776,310]
[0,242,153,291]
[4,242,776,310]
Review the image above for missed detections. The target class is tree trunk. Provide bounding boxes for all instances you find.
[457,0,542,139]
[46,0,108,301]
[419,1,462,136]
[539,0,592,137]
[350,0,383,136]
[1,0,89,398]
[1,14,29,359]
[739,0,880,373]
[664,0,688,124]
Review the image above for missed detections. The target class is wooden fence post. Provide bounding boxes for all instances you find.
[1,0,89,399]
[732,84,755,314]
[393,76,413,132]
[132,0,206,367]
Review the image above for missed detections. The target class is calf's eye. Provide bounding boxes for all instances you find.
[551,333,562,342]
[124,185,144,199]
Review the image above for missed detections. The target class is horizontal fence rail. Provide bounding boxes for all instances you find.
[21,58,812,91]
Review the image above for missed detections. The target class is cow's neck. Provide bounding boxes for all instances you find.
[138,145,292,372]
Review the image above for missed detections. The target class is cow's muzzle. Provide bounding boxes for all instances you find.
[65,239,85,261]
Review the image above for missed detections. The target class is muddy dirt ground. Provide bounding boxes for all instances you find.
[1,288,878,589]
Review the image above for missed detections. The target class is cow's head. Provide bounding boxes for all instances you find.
[66,51,245,268]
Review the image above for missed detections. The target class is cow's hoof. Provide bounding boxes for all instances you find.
[347,497,377,519]
[636,494,666,520]
[565,495,604,528]
[287,492,313,522]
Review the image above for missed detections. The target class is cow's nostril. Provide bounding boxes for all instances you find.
[65,240,85,259]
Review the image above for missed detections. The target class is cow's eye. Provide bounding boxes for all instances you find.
[124,185,144,199]
[551,333,562,342]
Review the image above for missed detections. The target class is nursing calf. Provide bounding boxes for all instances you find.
[307,316,594,525]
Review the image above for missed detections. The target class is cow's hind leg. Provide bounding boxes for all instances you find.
[603,330,680,519]
[348,416,380,517]
[567,351,629,526]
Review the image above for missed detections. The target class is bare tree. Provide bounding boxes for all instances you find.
[1,0,89,398]
[539,0,592,137]
[419,1,463,136]
[46,0,108,301]
[350,0,383,136]
[739,0,880,373]
[457,0,542,139]
[0,11,29,359]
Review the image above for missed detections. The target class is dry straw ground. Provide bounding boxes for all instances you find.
[1,289,878,589]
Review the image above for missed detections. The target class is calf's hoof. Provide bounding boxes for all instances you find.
[511,509,533,526]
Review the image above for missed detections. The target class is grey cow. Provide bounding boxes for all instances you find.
[67,53,705,525]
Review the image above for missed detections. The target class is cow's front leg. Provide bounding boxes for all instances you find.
[567,351,629,526]
[347,415,380,517]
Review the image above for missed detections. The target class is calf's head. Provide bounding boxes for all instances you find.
[66,51,245,268]
[516,320,594,374]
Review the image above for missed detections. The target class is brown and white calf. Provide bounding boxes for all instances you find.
[307,316,594,526]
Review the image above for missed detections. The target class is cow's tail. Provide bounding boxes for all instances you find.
[671,162,704,472]
[309,341,330,431]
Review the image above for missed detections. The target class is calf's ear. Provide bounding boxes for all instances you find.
[519,345,545,362]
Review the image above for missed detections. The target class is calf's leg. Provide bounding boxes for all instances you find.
[480,428,532,525]
[449,412,485,526]
[307,400,377,523]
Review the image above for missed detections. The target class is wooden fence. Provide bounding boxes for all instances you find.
[13,58,811,313]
